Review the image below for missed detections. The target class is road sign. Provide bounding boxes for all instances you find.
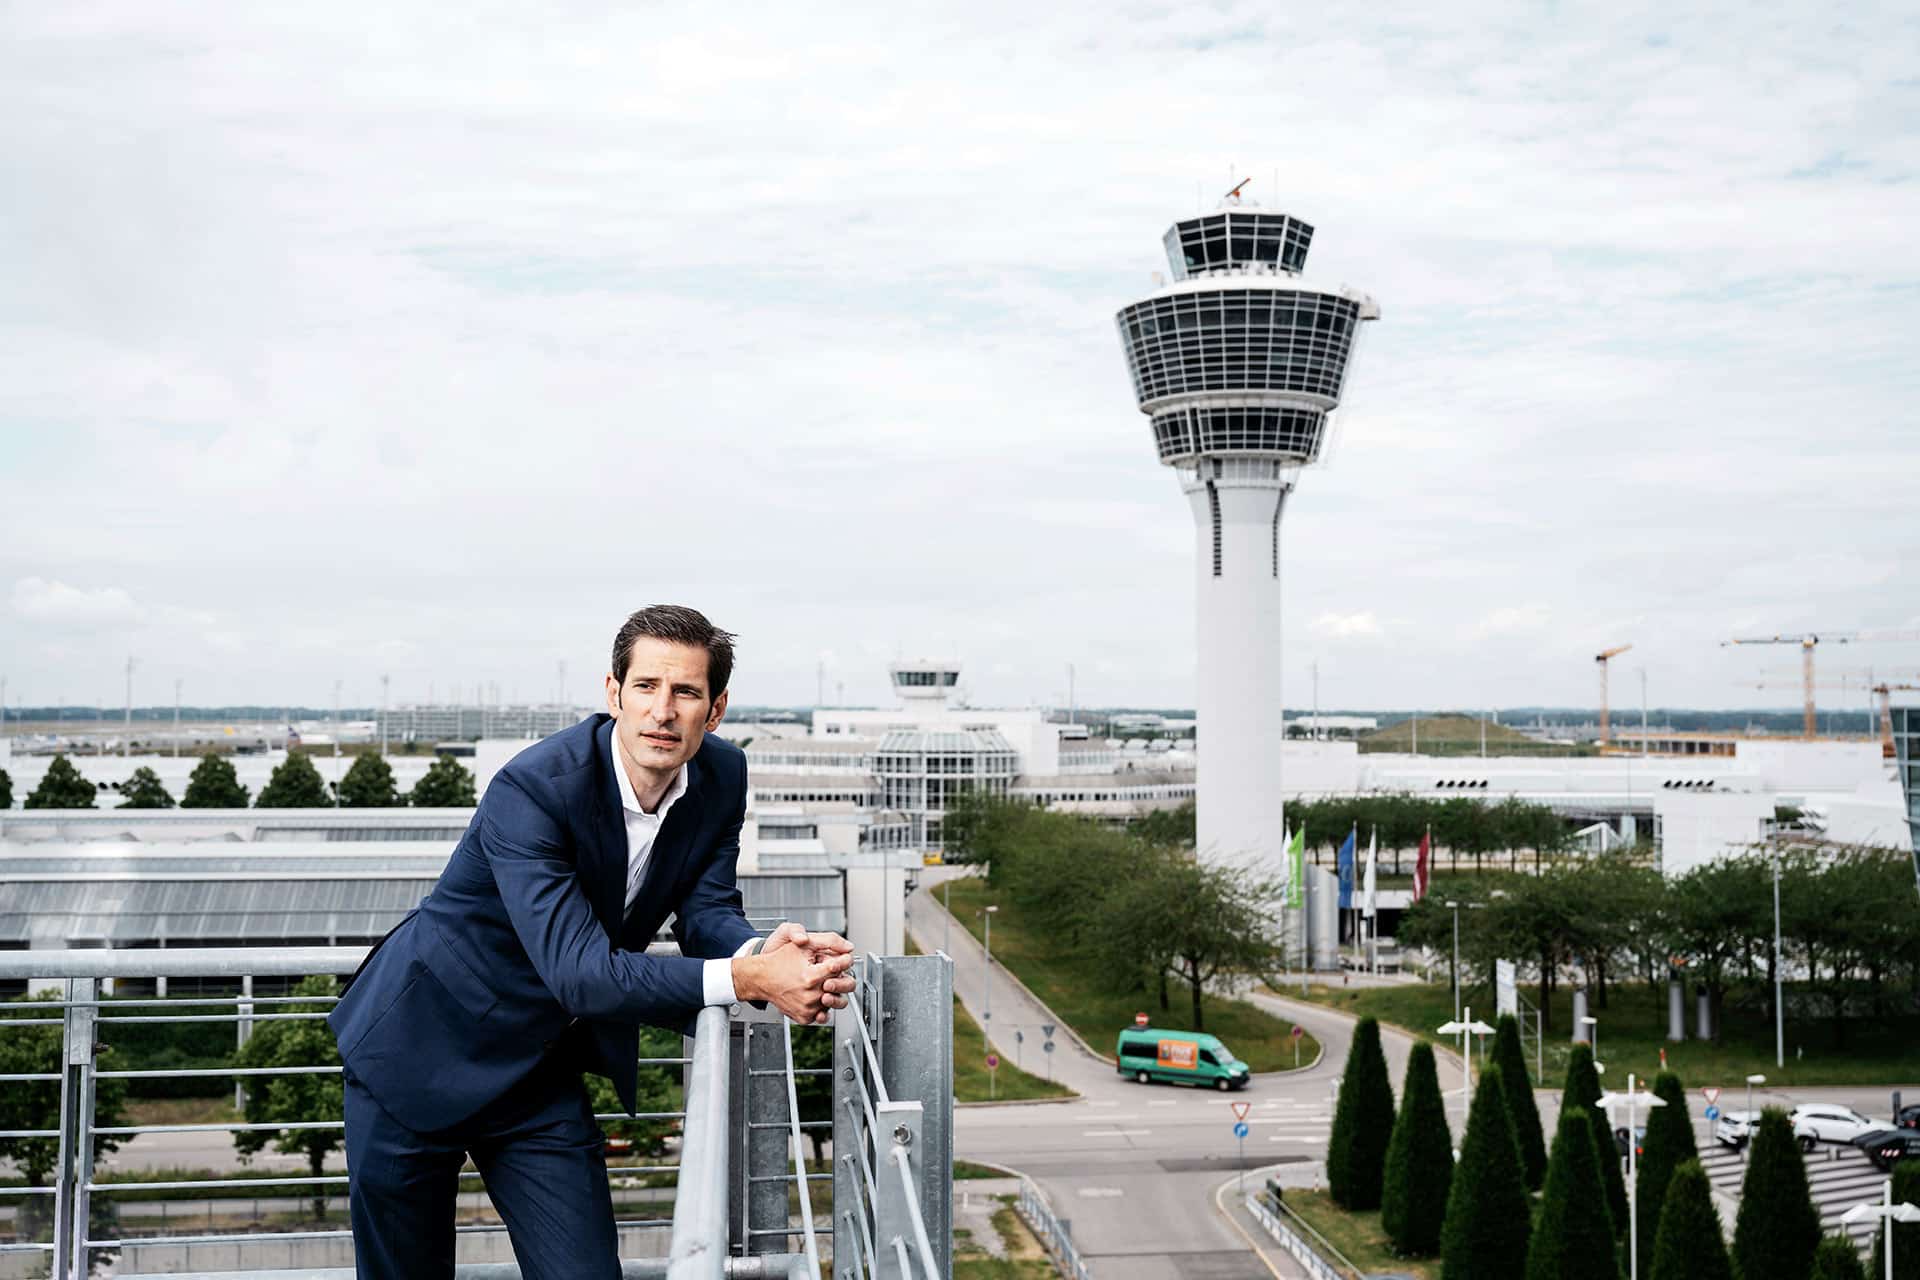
[1703,1087,1721,1106]
[1015,1029,1024,1044]
[1043,1041,1054,1053]
[1231,1101,1251,1122]
[1134,1012,1149,1027]
[1041,1023,1056,1039]
[1233,1122,1250,1139]
[986,1053,999,1069]
[1290,1024,1304,1040]
[1705,1105,1720,1121]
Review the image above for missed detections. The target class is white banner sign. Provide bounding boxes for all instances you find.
[1495,959,1518,1018]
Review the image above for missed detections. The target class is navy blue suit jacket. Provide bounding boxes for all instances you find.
[328,715,759,1132]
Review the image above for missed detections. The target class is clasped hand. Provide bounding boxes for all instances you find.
[733,921,856,1025]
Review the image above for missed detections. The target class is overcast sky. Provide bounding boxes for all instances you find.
[4,3,1919,715]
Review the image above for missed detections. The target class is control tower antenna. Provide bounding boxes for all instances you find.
[1224,177,1253,203]
[1113,194,1380,870]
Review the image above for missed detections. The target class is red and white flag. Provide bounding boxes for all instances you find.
[1413,828,1431,902]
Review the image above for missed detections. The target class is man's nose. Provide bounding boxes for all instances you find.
[646,689,677,723]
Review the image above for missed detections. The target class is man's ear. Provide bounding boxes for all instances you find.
[604,673,623,716]
[706,689,729,731]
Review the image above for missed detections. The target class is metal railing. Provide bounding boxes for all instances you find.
[1013,1179,1088,1280]
[0,946,952,1280]
[1246,1183,1359,1280]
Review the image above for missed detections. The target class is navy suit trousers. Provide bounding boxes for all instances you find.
[344,1056,620,1280]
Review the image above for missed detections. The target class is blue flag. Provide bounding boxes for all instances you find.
[1336,827,1356,910]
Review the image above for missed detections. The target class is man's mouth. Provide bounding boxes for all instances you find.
[640,732,680,748]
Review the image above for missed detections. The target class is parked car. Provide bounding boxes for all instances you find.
[1790,1103,1881,1151]
[1714,1110,1759,1149]
[1894,1104,1920,1130]
[1853,1129,1920,1173]
[1613,1126,1646,1159]
[1114,1027,1250,1091]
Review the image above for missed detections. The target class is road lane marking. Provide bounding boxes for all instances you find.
[1082,1129,1151,1137]
[1077,1187,1125,1198]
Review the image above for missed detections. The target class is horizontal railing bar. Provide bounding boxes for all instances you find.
[0,1072,61,1082]
[747,1068,831,1077]
[94,1120,343,1135]
[89,1175,350,1193]
[747,1120,829,1130]
[87,1218,683,1252]
[2,994,341,1011]
[0,946,370,979]
[0,1186,57,1196]
[100,1065,342,1079]
[0,1018,65,1027]
[746,1225,834,1236]
[746,1173,834,1184]
[100,1011,330,1024]
[592,1111,684,1122]
[0,1243,55,1254]
[0,1129,59,1139]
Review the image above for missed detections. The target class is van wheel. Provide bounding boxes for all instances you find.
[1136,1071,1150,1084]
[1216,1078,1230,1092]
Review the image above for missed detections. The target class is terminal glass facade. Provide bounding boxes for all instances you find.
[1894,705,1920,892]
[1162,211,1314,279]
[871,729,1017,850]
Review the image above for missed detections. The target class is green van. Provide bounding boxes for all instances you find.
[1115,1027,1250,1091]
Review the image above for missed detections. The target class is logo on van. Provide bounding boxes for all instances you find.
[1157,1039,1198,1070]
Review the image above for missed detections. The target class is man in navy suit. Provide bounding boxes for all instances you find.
[329,605,854,1279]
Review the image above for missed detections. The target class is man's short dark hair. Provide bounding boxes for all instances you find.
[611,605,737,697]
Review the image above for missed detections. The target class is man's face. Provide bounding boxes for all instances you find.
[604,638,728,776]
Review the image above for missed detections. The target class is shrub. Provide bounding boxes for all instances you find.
[1813,1234,1868,1280]
[1381,1040,1452,1256]
[1525,1104,1620,1280]
[1868,1160,1920,1280]
[181,755,250,807]
[1440,1064,1531,1280]
[1635,1071,1697,1274]
[1326,1016,1395,1210]
[1492,1013,1546,1190]
[1562,1041,1627,1235]
[1731,1108,1822,1280]
[1648,1160,1730,1280]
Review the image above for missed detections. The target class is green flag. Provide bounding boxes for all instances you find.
[1287,824,1306,908]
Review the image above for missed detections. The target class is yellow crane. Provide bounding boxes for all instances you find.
[1595,644,1633,748]
[1738,671,1920,754]
[1725,631,1920,738]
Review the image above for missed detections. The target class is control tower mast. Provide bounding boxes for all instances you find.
[1114,190,1379,869]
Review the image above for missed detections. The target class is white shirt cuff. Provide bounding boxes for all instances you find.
[702,936,763,1006]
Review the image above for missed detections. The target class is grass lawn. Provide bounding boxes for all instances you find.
[953,1199,1057,1280]
[1281,1188,1437,1279]
[1290,979,1920,1090]
[953,995,1076,1103]
[940,878,1321,1075]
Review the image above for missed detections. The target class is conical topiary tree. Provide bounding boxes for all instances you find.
[1648,1159,1729,1280]
[1563,1040,1628,1236]
[1525,1104,1619,1280]
[1635,1071,1697,1275]
[255,752,331,807]
[1813,1234,1868,1280]
[0,768,13,809]
[116,766,175,809]
[410,755,476,807]
[1326,1016,1396,1210]
[337,753,402,807]
[1492,1013,1547,1190]
[1869,1160,1920,1280]
[181,755,250,808]
[1441,1064,1531,1280]
[1382,1040,1452,1256]
[1732,1108,1821,1280]
[24,754,96,808]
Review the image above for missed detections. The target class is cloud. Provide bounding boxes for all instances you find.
[11,578,144,628]
[1312,612,1384,639]
[1473,605,1551,639]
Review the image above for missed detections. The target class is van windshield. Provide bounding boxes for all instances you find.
[1212,1042,1237,1064]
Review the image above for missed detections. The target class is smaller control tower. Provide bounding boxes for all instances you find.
[888,660,962,704]
[1114,189,1379,870]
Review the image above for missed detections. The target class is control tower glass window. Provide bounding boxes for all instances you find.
[1165,213,1314,280]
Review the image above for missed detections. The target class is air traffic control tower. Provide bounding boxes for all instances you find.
[1114,193,1379,868]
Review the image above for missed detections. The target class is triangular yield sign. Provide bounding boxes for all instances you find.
[1231,1101,1251,1121]
[1703,1087,1721,1105]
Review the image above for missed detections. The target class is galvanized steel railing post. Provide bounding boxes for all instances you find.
[668,1005,731,1280]
[743,1023,789,1255]
[873,1102,923,1280]
[831,1003,859,1280]
[874,956,951,1280]
[53,976,99,1280]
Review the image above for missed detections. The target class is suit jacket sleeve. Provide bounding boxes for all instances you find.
[481,769,706,1021]
[671,758,759,960]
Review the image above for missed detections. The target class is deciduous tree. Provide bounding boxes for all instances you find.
[24,754,96,808]
[1381,1041,1451,1256]
[181,755,250,808]
[1440,1065,1531,1280]
[1731,1108,1821,1280]
[255,752,331,807]
[233,976,344,1220]
[1326,1016,1395,1210]
[410,755,477,807]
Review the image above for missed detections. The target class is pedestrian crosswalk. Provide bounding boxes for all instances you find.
[1699,1142,1885,1253]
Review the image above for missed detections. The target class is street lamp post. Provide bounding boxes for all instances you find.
[1582,1015,1599,1070]
[1447,900,1462,1020]
[1772,853,1785,1069]
[1842,1179,1920,1280]
[1745,1073,1766,1156]
[1600,1073,1668,1280]
[1437,1007,1494,1123]
[982,905,998,1029]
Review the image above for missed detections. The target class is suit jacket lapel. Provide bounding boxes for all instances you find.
[582,718,629,940]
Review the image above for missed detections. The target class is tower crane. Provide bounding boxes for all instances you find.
[1595,644,1632,748]
[1724,631,1920,739]
[1738,672,1920,755]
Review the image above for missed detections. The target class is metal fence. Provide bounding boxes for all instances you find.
[1245,1184,1357,1280]
[0,946,952,1280]
[1013,1179,1088,1280]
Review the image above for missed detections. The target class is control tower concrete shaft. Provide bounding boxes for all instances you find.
[1114,199,1379,869]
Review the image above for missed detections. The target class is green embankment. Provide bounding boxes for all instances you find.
[1294,981,1920,1089]
[940,879,1320,1075]
[953,995,1075,1102]
[1358,715,1596,757]
[1283,1188,1438,1279]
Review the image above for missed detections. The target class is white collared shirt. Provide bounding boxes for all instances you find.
[611,737,752,1005]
